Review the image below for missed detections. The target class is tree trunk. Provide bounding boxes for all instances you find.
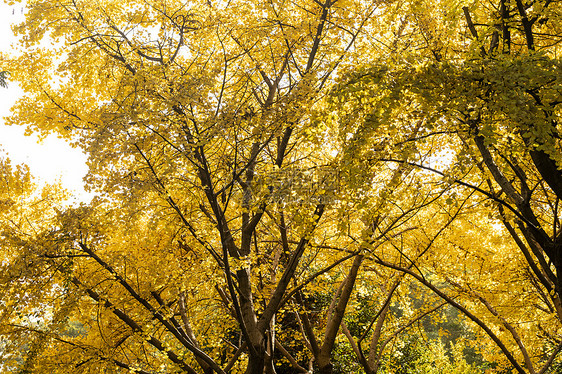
[317,362,333,374]
[245,346,266,374]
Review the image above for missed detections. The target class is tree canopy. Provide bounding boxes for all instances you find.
[1,0,562,373]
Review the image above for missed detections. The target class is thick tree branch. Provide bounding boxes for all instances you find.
[318,254,364,369]
[70,277,200,374]
[77,244,224,373]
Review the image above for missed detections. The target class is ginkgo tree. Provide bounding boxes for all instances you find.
[4,0,561,373]
[0,157,68,373]
[1,0,455,373]
[327,0,562,371]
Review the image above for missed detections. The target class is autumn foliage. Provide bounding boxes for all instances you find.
[1,0,562,373]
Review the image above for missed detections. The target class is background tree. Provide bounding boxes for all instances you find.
[0,71,8,88]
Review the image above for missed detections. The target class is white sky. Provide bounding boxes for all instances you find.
[0,2,92,201]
